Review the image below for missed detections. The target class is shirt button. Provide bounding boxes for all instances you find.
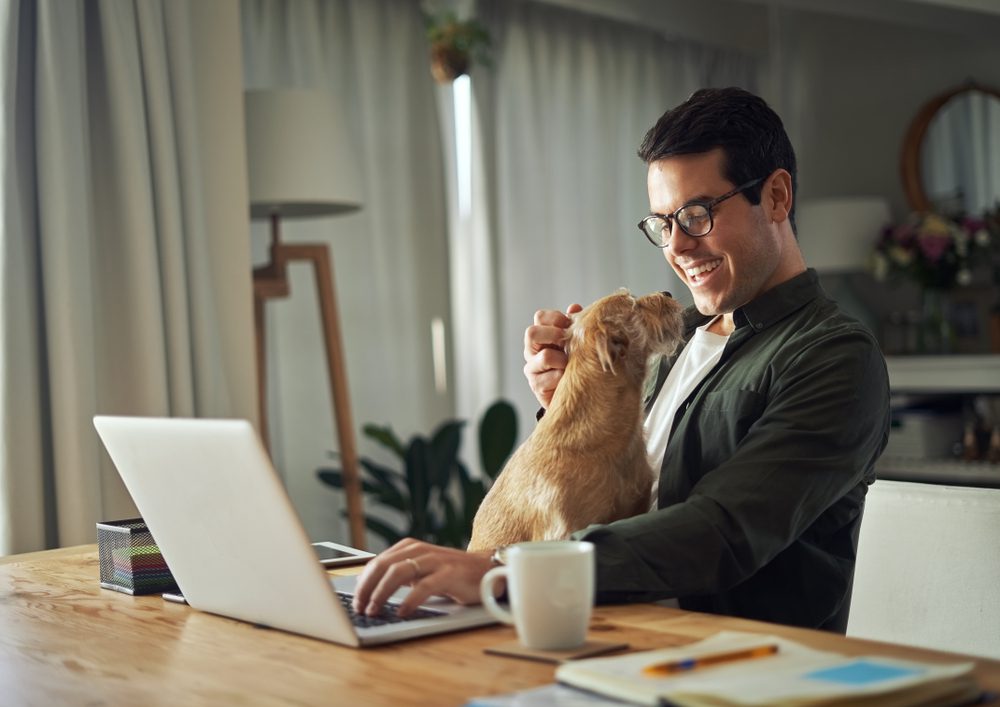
[754,322,764,329]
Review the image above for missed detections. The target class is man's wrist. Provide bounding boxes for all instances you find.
[485,546,508,600]
[489,545,509,567]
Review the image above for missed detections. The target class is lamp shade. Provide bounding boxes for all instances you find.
[796,197,891,273]
[245,89,362,219]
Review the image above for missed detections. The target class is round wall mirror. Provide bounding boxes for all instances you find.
[901,82,1000,214]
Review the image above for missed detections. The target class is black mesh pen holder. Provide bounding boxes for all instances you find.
[96,518,178,595]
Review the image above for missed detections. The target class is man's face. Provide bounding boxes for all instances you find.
[646,149,785,317]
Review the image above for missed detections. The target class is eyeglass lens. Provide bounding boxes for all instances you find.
[639,177,763,248]
[643,203,712,245]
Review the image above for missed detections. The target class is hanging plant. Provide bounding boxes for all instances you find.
[424,10,492,84]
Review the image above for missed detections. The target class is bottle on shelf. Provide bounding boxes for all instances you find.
[987,426,1000,464]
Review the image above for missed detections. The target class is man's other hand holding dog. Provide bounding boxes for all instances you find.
[523,304,581,409]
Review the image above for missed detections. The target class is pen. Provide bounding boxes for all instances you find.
[642,643,780,676]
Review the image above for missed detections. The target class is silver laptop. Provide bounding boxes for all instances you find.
[93,415,495,647]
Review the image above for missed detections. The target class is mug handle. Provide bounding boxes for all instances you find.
[480,566,514,624]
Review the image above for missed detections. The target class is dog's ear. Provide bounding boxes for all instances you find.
[595,326,628,373]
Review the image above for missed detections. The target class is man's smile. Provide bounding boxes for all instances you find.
[679,258,723,285]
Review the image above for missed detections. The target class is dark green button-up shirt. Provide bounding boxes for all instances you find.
[573,269,890,631]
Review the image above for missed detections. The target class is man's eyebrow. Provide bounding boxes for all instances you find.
[680,192,714,205]
[652,193,714,214]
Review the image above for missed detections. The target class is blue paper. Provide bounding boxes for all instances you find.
[805,659,925,686]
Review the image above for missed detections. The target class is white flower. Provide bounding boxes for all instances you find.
[871,252,889,281]
[956,269,972,286]
[975,228,991,247]
[888,245,913,266]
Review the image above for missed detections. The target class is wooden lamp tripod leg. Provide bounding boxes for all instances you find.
[253,217,367,550]
[279,243,367,551]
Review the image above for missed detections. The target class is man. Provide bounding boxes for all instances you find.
[353,87,890,632]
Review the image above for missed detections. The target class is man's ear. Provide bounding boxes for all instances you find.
[763,169,793,224]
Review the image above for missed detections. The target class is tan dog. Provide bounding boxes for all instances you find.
[468,290,684,552]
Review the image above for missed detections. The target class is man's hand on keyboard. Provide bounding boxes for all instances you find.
[352,538,494,617]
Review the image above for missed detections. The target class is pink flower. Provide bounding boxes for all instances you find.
[962,217,984,229]
[917,234,951,263]
[892,222,916,245]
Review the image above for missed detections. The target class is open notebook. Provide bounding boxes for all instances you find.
[93,415,495,647]
[555,630,979,707]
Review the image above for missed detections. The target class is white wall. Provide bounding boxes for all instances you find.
[772,7,1000,216]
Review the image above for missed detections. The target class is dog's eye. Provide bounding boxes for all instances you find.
[609,335,628,356]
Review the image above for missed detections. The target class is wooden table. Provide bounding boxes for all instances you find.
[3,545,999,705]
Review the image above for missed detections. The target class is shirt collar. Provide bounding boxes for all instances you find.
[680,268,820,336]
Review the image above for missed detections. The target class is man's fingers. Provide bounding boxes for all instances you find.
[526,367,564,403]
[351,538,419,612]
[352,557,384,612]
[398,554,492,615]
[524,324,570,358]
[566,303,583,315]
[533,308,574,328]
[523,347,568,375]
[365,559,424,616]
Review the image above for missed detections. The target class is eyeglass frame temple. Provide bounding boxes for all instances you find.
[637,176,766,247]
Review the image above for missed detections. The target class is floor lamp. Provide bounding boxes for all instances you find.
[797,196,891,337]
[244,89,367,549]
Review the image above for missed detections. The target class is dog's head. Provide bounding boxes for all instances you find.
[566,289,684,378]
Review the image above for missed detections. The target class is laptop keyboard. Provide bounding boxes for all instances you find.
[337,592,446,628]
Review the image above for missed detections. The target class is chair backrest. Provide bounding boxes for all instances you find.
[847,479,1000,659]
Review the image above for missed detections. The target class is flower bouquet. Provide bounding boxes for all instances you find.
[871,212,993,290]
[872,209,997,353]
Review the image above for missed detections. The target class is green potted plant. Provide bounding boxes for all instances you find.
[424,10,492,84]
[317,400,517,548]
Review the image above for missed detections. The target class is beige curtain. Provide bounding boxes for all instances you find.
[0,0,256,555]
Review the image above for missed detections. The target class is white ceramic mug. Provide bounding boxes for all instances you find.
[480,540,595,651]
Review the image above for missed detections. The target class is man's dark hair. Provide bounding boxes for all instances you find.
[638,87,798,234]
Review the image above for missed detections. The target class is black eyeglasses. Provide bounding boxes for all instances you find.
[637,177,765,248]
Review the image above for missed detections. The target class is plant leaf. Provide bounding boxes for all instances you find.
[479,399,518,479]
[362,423,406,459]
[439,495,464,549]
[320,468,408,512]
[367,485,408,512]
[429,420,464,490]
[405,436,431,539]
[462,477,488,528]
[359,457,405,483]
[317,469,343,488]
[453,459,471,484]
[364,517,404,546]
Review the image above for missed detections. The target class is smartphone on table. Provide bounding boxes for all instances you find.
[311,541,375,567]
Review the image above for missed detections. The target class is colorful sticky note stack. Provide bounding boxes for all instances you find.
[109,543,177,594]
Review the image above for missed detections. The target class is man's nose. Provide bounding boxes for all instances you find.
[667,224,698,256]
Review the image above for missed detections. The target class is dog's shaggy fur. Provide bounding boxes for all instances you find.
[467,290,684,552]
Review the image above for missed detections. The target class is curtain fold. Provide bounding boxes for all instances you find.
[464,0,761,434]
[0,0,254,554]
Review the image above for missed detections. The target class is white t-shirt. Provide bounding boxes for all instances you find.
[644,319,730,509]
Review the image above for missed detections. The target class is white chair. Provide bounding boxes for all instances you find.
[847,479,1000,659]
